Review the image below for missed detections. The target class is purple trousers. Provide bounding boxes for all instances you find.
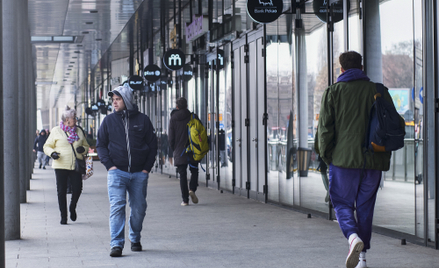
[329,164,382,251]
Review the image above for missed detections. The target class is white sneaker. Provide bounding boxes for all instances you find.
[355,258,367,268]
[189,190,198,204]
[181,202,188,206]
[346,235,364,268]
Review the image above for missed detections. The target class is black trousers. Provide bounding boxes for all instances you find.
[177,164,199,203]
[55,169,83,220]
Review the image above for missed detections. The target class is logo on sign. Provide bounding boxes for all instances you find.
[144,65,161,82]
[259,0,273,6]
[130,81,142,85]
[163,49,186,71]
[168,54,182,66]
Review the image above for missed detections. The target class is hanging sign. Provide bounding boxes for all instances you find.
[313,0,350,23]
[144,64,161,82]
[246,0,283,24]
[182,65,193,82]
[128,75,144,91]
[163,49,186,71]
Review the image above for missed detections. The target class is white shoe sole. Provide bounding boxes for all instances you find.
[346,239,364,268]
[189,191,198,204]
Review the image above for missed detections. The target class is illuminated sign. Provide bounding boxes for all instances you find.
[313,0,350,23]
[182,65,193,82]
[128,75,144,91]
[144,64,161,82]
[247,0,283,24]
[163,49,186,71]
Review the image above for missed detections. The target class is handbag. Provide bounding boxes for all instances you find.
[83,155,94,180]
[65,132,86,175]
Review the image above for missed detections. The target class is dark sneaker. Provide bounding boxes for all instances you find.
[110,247,122,257]
[60,218,67,225]
[189,190,198,204]
[131,242,142,251]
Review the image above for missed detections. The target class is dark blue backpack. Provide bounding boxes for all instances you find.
[365,83,405,152]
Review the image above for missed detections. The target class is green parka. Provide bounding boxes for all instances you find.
[316,80,404,171]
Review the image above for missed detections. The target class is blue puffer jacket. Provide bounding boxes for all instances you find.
[96,105,158,173]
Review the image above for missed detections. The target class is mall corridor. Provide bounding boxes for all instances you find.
[5,162,439,268]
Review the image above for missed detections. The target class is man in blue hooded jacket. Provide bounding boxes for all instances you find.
[97,84,157,257]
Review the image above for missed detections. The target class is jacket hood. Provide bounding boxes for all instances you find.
[171,108,191,121]
[108,85,134,110]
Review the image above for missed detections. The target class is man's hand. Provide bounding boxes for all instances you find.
[109,166,117,171]
[33,149,36,153]
[142,170,149,174]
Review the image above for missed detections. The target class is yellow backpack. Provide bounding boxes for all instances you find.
[185,113,209,162]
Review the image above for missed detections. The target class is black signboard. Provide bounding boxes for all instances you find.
[163,49,186,71]
[182,65,193,82]
[128,75,144,91]
[96,99,106,107]
[144,64,161,82]
[313,0,350,23]
[247,0,283,24]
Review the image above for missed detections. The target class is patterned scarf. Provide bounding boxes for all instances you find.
[60,121,79,144]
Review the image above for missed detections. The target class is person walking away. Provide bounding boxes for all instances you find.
[161,131,169,167]
[317,51,404,268]
[43,106,89,225]
[33,129,48,169]
[168,97,200,206]
[96,85,157,257]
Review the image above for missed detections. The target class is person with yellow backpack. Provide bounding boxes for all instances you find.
[169,97,208,206]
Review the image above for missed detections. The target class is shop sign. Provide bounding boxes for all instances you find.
[91,103,99,111]
[186,15,209,43]
[246,0,283,24]
[128,75,144,91]
[163,49,186,71]
[182,64,193,82]
[144,64,161,82]
[313,0,350,23]
[96,99,106,107]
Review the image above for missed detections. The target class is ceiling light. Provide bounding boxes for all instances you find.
[82,31,89,34]
[70,62,75,64]
[85,22,93,24]
[67,69,72,71]
[74,51,80,53]
[72,57,78,59]
[96,38,102,41]
[90,10,98,13]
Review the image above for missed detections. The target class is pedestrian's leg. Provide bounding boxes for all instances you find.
[177,164,189,203]
[127,171,149,244]
[69,171,83,221]
[329,164,361,239]
[356,170,381,251]
[107,169,128,248]
[189,165,199,192]
[37,151,44,168]
[55,169,69,224]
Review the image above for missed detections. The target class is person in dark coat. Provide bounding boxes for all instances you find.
[168,97,199,206]
[161,131,169,166]
[33,129,48,169]
[96,85,157,257]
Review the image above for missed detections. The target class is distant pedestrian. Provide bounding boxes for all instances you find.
[317,51,404,268]
[168,97,199,206]
[33,129,48,169]
[45,129,51,166]
[44,106,89,225]
[96,85,157,257]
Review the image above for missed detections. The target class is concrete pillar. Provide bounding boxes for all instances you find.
[363,0,383,83]
[17,0,27,203]
[0,0,5,263]
[295,28,309,149]
[3,0,21,240]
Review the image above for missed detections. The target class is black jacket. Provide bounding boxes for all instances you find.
[96,106,158,172]
[168,108,193,166]
[33,133,48,152]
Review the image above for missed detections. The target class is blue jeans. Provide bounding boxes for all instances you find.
[107,169,149,248]
[329,164,381,252]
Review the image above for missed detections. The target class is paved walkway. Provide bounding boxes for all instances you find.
[5,162,439,268]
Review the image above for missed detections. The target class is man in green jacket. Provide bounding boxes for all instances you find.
[317,51,401,268]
